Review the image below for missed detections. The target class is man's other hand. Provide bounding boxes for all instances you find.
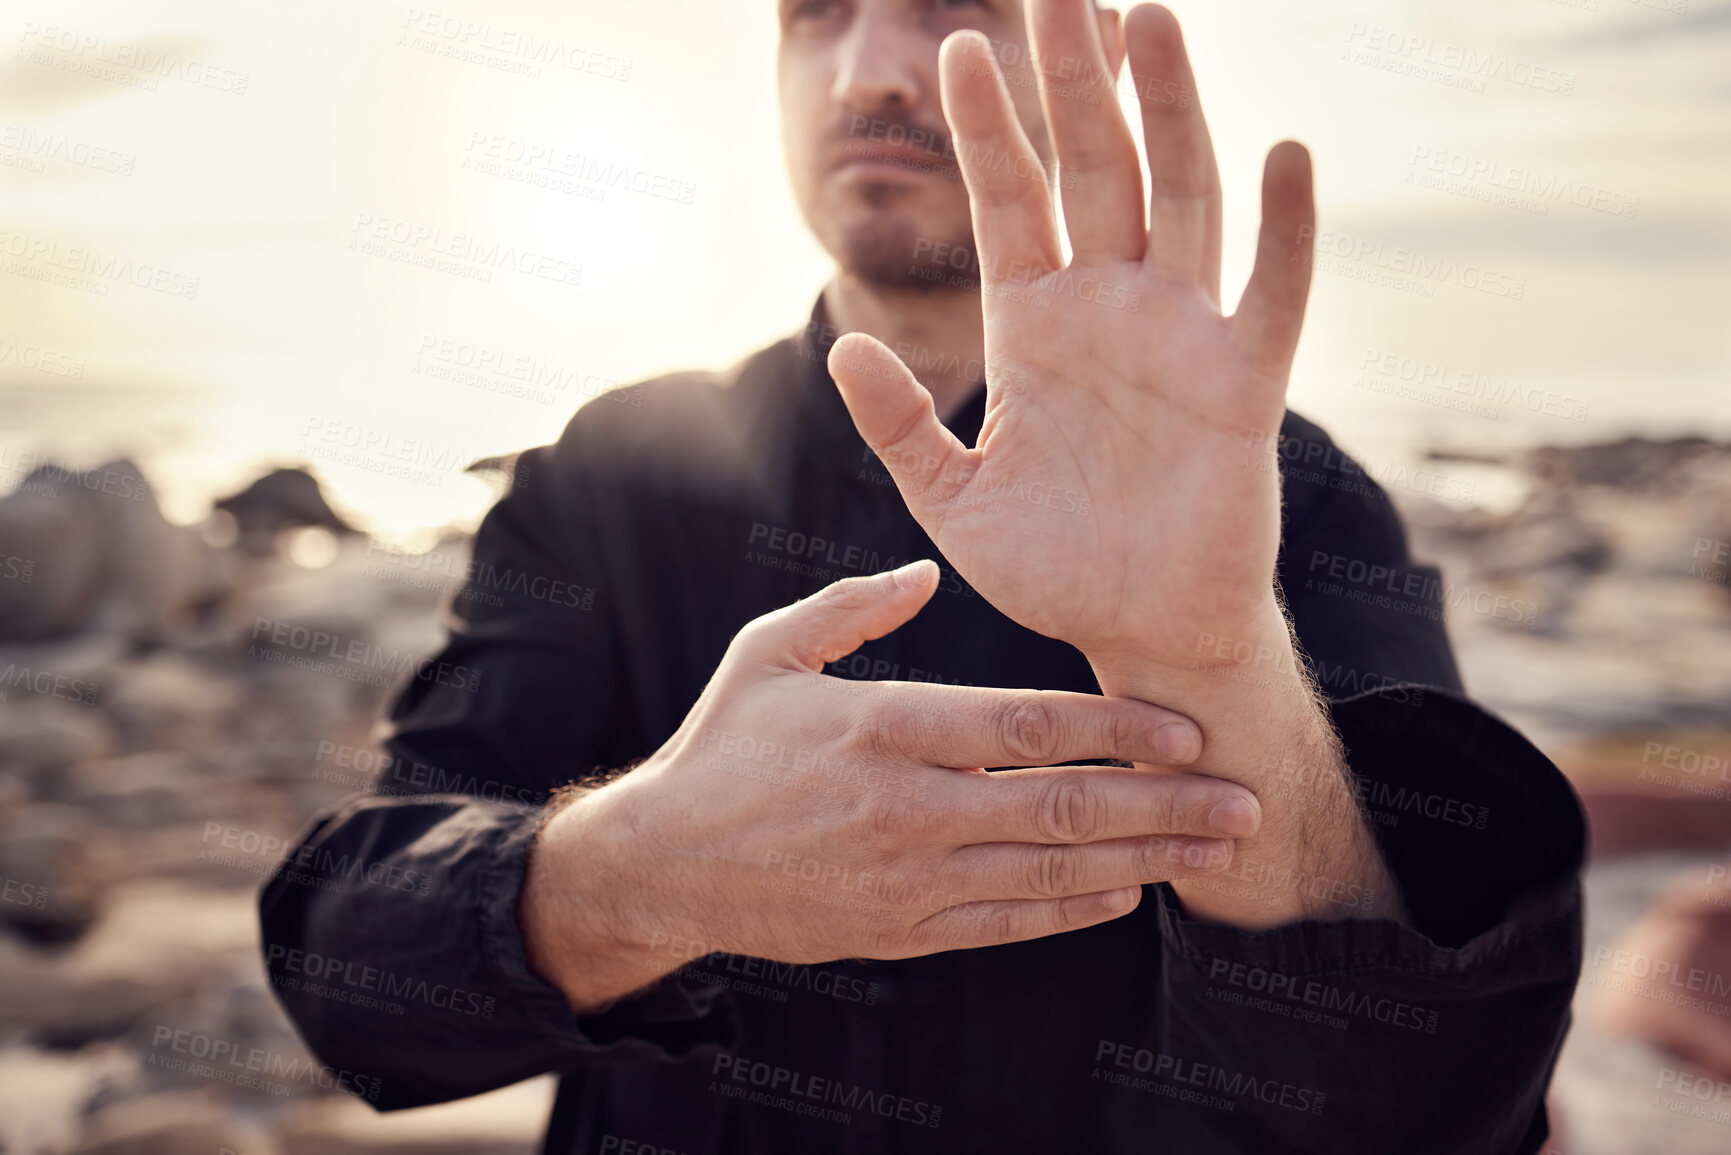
[520,561,1259,1013]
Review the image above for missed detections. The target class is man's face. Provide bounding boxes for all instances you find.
[776,0,1055,290]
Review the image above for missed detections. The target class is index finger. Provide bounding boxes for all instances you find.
[855,681,1202,769]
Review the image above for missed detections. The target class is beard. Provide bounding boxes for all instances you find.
[829,190,980,292]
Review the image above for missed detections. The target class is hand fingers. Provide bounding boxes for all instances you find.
[829,332,977,516]
[739,561,939,673]
[1027,0,1146,264]
[1232,140,1315,375]
[938,30,1064,284]
[862,681,1203,768]
[940,832,1232,903]
[940,765,1262,846]
[1124,4,1221,296]
[894,885,1143,956]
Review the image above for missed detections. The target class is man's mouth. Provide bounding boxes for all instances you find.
[832,142,959,182]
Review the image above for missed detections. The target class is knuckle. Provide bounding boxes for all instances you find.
[859,793,919,850]
[1027,844,1083,897]
[1000,699,1063,764]
[1134,835,1183,879]
[1106,708,1138,760]
[815,575,875,612]
[1033,775,1102,843]
[986,904,1020,944]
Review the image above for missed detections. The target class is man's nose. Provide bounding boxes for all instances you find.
[830,9,929,114]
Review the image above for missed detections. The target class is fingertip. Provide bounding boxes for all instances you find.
[1207,795,1260,838]
[1100,885,1141,913]
[892,558,939,592]
[1184,838,1233,871]
[1154,720,1201,765]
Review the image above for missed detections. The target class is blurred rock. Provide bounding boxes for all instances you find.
[0,694,117,774]
[215,468,356,558]
[0,803,101,943]
[73,1088,273,1155]
[275,1078,554,1155]
[0,1041,137,1155]
[0,459,226,644]
[0,880,260,1046]
[102,652,243,751]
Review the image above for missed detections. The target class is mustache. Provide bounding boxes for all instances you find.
[833,112,959,169]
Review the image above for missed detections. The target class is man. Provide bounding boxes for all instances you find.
[261,2,1586,1151]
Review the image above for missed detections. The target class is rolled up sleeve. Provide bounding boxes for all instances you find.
[1149,687,1586,1154]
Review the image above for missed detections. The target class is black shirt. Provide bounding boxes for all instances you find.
[260,298,1586,1154]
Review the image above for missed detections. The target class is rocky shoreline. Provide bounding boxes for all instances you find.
[1,439,1728,1153]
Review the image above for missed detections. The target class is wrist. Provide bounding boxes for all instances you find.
[519,783,682,1014]
[1085,611,1404,928]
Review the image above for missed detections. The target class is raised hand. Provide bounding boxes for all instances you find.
[827,1,1314,675]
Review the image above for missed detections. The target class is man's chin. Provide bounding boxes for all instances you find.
[830,216,980,293]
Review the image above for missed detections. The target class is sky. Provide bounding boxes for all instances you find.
[2,0,1727,541]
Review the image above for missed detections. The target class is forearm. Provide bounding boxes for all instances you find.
[1088,605,1404,928]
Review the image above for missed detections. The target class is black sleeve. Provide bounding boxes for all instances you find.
[1143,416,1585,1153]
[1150,689,1584,1154]
[258,411,735,1111]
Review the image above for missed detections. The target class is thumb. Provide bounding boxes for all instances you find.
[744,559,940,673]
[828,333,975,518]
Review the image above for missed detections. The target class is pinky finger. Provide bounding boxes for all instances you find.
[1232,140,1315,375]
[900,885,1143,955]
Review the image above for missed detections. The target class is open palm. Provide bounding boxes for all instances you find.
[829,2,1316,671]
